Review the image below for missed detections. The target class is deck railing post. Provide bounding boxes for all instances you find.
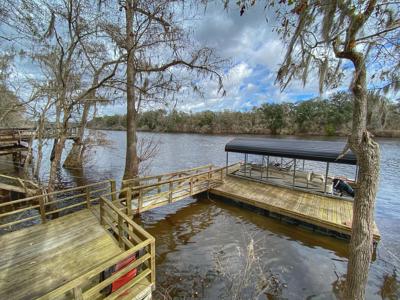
[99,198,104,226]
[117,214,124,249]
[126,188,132,217]
[266,156,270,179]
[38,196,46,223]
[110,180,116,202]
[73,287,83,300]
[169,182,173,203]
[138,188,143,212]
[157,176,162,193]
[293,159,297,187]
[85,187,91,208]
[324,162,330,194]
[220,168,223,181]
[150,240,156,285]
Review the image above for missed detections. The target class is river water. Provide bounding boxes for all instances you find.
[1,131,399,299]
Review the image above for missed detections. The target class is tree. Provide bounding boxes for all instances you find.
[236,0,399,298]
[100,0,224,182]
[6,0,119,191]
[258,103,285,134]
[0,55,25,127]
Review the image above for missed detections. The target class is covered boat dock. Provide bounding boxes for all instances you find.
[225,137,358,198]
[210,137,380,242]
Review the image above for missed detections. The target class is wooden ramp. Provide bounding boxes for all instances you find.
[210,174,380,241]
[109,164,226,215]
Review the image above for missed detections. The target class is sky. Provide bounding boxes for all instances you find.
[107,2,321,115]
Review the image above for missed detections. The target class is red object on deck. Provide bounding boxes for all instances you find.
[111,254,137,292]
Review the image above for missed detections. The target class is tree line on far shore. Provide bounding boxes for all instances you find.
[89,92,400,137]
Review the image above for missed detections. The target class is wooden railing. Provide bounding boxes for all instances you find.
[38,197,155,300]
[0,173,39,194]
[0,126,80,145]
[109,165,228,216]
[122,164,215,187]
[0,179,115,232]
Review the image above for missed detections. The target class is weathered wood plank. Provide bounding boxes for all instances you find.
[210,175,380,241]
[0,209,122,300]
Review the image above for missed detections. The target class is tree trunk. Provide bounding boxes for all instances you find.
[345,52,380,300]
[123,0,139,181]
[48,135,66,194]
[34,114,45,180]
[64,102,91,169]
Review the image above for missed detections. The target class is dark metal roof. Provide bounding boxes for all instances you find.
[225,137,357,165]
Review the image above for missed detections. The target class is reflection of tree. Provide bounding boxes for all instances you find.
[332,268,400,299]
[378,270,399,300]
[332,271,346,299]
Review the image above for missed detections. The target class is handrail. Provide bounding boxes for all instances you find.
[0,174,39,191]
[101,196,154,241]
[125,164,232,192]
[0,179,114,231]
[0,180,112,207]
[38,196,155,300]
[122,164,214,185]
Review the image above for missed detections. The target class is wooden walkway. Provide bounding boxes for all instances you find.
[210,173,380,241]
[0,209,122,300]
[109,164,226,215]
[0,180,155,300]
[0,127,79,157]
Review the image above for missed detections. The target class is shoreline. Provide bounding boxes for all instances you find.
[88,127,400,139]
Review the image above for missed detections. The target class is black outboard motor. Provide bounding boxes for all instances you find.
[333,178,355,197]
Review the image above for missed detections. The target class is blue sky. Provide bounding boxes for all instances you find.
[105,2,322,115]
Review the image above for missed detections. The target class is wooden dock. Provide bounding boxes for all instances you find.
[0,163,382,299]
[0,209,122,299]
[210,173,380,241]
[0,180,155,300]
[0,127,79,158]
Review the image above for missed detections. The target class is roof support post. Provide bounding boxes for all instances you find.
[226,152,229,175]
[244,154,248,176]
[355,164,359,183]
[261,155,264,179]
[292,159,296,187]
[324,162,330,194]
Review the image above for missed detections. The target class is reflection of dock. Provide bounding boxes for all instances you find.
[210,172,380,241]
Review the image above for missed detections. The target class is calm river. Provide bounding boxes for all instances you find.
[1,131,399,299]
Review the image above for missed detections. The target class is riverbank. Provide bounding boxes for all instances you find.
[88,126,400,138]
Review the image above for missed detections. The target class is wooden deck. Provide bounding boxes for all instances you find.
[0,209,122,300]
[0,180,156,300]
[210,174,380,241]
